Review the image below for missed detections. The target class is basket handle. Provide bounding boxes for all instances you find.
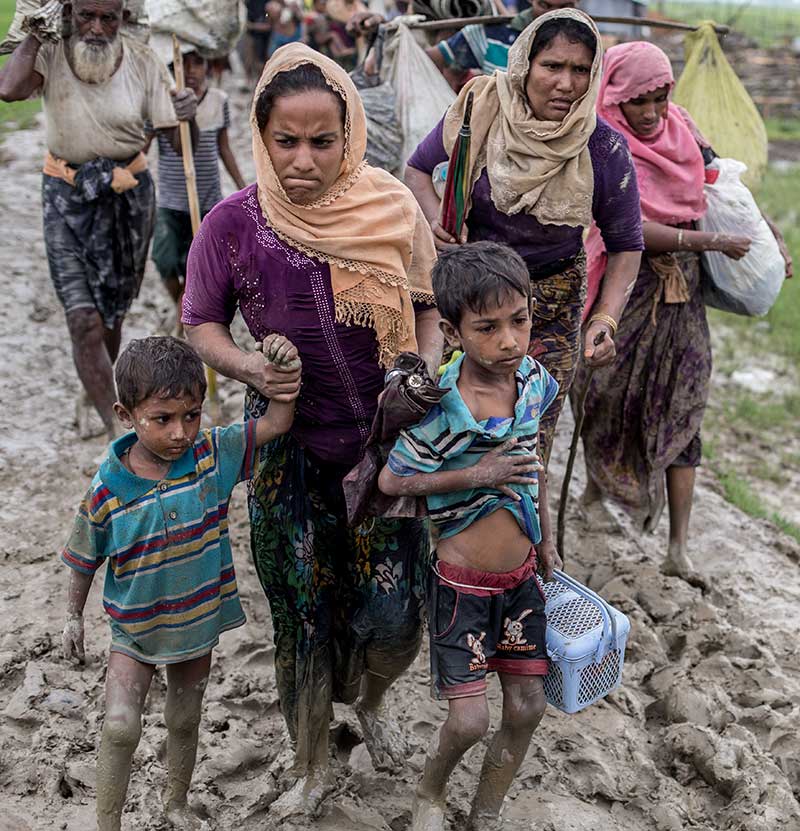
[551,570,617,662]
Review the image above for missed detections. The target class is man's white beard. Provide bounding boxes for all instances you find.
[69,35,123,84]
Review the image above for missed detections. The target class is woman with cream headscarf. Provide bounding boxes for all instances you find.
[406,9,644,477]
[182,44,442,812]
[574,42,775,587]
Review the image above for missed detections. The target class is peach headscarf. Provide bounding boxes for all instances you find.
[251,44,436,368]
[441,8,603,228]
[584,42,707,319]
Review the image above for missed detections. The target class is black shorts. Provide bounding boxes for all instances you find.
[428,549,548,699]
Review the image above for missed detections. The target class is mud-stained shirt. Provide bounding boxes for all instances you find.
[61,423,257,664]
[387,355,558,544]
[34,36,177,164]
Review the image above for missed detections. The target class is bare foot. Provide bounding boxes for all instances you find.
[355,700,409,773]
[164,800,205,830]
[269,770,334,821]
[661,542,707,591]
[643,482,667,534]
[412,793,446,831]
[466,808,503,831]
[579,497,622,535]
[75,392,107,440]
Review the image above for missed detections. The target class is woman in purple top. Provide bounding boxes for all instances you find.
[183,46,442,811]
[406,9,644,466]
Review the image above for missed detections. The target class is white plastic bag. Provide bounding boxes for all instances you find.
[699,158,784,317]
[380,21,455,173]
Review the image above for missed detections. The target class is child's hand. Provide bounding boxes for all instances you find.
[62,612,85,663]
[536,538,562,582]
[262,333,302,372]
[473,438,542,501]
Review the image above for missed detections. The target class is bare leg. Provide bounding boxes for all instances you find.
[96,652,156,831]
[661,466,706,589]
[103,319,124,363]
[355,633,421,772]
[467,675,546,829]
[162,653,212,829]
[412,695,490,831]
[66,308,120,440]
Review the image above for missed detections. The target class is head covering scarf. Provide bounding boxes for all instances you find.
[251,44,436,368]
[441,8,603,228]
[598,41,706,224]
[583,42,707,320]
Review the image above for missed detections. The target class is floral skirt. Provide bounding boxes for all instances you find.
[245,393,429,772]
[571,251,711,523]
[527,251,587,466]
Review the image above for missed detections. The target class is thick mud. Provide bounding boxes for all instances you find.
[1,83,799,831]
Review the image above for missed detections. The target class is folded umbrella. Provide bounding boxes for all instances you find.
[440,90,474,240]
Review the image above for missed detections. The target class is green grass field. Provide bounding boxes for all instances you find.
[704,161,800,541]
[663,1,800,47]
[0,0,41,134]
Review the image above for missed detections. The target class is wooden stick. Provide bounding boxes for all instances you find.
[556,331,605,561]
[172,35,202,236]
[172,35,219,415]
[405,14,729,34]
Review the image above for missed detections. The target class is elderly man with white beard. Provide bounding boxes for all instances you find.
[0,0,197,442]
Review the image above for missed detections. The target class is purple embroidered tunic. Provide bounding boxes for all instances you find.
[407,116,644,271]
[183,185,402,466]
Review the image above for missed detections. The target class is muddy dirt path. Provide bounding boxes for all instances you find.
[1,85,799,831]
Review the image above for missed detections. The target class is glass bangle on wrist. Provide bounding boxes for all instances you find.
[677,228,685,249]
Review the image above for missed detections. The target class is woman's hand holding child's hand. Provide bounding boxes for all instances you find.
[62,613,85,664]
[246,334,302,403]
[473,438,542,501]
[261,334,301,439]
[536,538,562,582]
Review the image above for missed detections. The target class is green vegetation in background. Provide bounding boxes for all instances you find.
[0,0,42,135]
[705,163,800,544]
[765,118,800,143]
[663,1,800,48]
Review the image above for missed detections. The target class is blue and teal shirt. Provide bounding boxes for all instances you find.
[62,423,257,664]
[437,9,533,74]
[387,354,558,544]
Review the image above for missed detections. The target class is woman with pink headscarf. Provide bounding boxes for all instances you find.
[574,42,762,586]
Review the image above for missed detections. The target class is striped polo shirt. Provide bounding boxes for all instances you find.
[437,9,533,74]
[156,87,230,214]
[62,422,257,664]
[388,354,558,544]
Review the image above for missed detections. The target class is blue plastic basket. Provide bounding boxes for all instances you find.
[537,570,630,714]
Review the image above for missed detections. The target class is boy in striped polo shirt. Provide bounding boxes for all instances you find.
[379,242,561,831]
[60,334,300,831]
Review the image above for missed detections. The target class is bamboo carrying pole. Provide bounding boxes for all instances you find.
[171,35,219,414]
[406,14,729,34]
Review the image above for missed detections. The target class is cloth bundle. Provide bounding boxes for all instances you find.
[412,0,493,19]
[1,0,148,54]
[673,23,767,191]
[342,352,448,526]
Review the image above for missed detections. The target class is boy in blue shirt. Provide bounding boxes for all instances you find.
[379,241,561,831]
[60,334,300,831]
